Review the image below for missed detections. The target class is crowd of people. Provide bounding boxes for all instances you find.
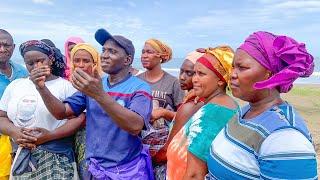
[0,27,318,180]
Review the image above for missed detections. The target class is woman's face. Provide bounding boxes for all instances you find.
[192,59,220,98]
[24,51,52,74]
[179,59,195,90]
[73,49,95,74]
[68,42,76,55]
[141,43,161,70]
[230,49,270,102]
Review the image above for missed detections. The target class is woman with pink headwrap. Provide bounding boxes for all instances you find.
[64,37,84,79]
[207,31,317,179]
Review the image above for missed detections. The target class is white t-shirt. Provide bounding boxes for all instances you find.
[0,77,76,131]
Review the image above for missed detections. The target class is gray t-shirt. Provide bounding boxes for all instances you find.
[138,71,184,128]
[138,71,185,156]
[138,71,184,111]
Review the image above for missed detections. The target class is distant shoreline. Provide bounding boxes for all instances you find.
[160,68,320,85]
[16,61,320,85]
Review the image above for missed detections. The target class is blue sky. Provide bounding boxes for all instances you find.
[1,0,319,63]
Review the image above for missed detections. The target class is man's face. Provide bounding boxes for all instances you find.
[100,39,131,74]
[0,33,15,63]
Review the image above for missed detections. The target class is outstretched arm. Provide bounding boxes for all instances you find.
[72,68,145,136]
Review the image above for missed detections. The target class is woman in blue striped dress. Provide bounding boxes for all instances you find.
[207,31,317,179]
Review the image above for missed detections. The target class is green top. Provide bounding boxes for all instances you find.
[186,103,238,161]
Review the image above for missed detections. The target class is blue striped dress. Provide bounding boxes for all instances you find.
[207,102,318,180]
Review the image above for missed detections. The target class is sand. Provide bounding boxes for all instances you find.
[282,84,320,173]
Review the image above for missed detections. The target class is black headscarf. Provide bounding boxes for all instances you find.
[20,40,66,78]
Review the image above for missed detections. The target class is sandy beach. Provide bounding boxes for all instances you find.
[281,84,320,173]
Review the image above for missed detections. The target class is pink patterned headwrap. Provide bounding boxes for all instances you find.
[64,36,84,79]
[239,31,314,93]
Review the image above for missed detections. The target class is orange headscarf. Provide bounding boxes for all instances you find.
[145,39,172,63]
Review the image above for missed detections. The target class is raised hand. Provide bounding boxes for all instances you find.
[30,66,50,89]
[71,66,104,99]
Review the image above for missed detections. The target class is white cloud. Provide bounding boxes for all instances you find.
[274,0,320,11]
[6,21,92,41]
[128,1,137,8]
[153,1,161,7]
[98,13,144,32]
[183,0,320,32]
[258,0,320,12]
[184,9,279,31]
[195,34,209,38]
[32,0,54,5]
[0,5,44,16]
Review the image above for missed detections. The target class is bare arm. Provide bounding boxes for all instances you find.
[151,108,176,123]
[183,152,208,180]
[153,101,203,164]
[167,102,203,145]
[37,86,75,119]
[72,68,144,136]
[0,110,37,149]
[29,66,75,119]
[30,113,86,145]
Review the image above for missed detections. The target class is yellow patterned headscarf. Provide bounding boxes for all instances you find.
[145,39,172,63]
[197,46,234,85]
[70,43,103,76]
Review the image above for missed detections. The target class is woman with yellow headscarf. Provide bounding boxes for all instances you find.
[70,43,103,77]
[166,45,239,180]
[138,39,185,180]
[70,43,103,180]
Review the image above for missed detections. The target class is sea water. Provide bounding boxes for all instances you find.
[133,58,320,84]
[15,57,320,84]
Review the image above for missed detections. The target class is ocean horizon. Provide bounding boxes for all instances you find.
[132,58,320,85]
[14,57,320,84]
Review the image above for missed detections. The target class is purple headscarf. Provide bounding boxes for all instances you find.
[239,31,314,93]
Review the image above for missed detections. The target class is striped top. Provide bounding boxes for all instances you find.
[207,102,318,180]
